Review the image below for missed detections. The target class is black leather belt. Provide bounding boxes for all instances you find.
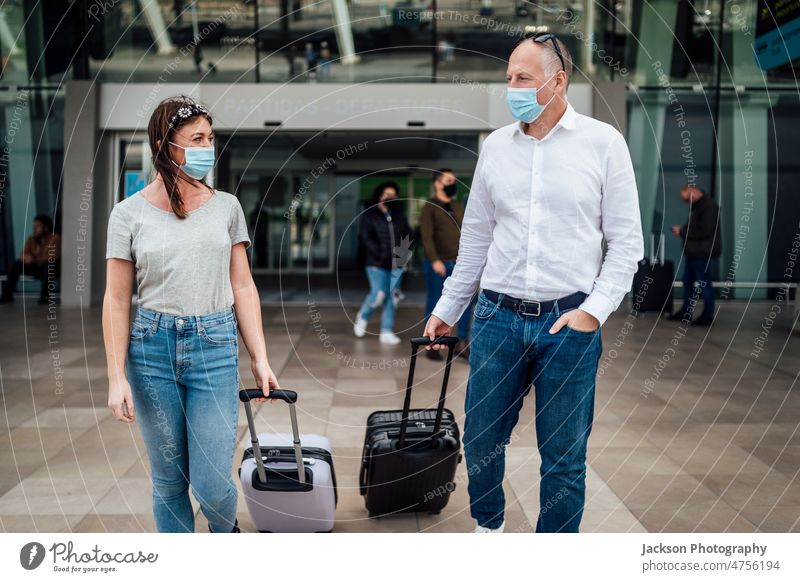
[482,289,588,317]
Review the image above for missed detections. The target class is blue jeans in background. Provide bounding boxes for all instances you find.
[423,258,474,341]
[463,291,602,532]
[357,266,405,333]
[126,305,241,533]
[680,257,715,319]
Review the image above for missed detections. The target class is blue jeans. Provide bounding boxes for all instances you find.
[126,305,241,533]
[357,266,405,333]
[422,258,474,341]
[680,257,715,318]
[463,290,603,532]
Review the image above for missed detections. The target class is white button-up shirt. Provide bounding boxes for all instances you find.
[432,102,644,327]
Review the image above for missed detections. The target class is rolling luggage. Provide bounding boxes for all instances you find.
[238,389,337,533]
[632,233,675,313]
[360,337,463,517]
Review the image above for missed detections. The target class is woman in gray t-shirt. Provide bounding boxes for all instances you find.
[102,96,280,534]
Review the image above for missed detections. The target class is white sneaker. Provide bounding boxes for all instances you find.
[474,520,505,533]
[379,331,401,345]
[353,317,367,338]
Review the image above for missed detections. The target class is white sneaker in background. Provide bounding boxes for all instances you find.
[353,317,367,338]
[379,331,401,345]
[473,520,505,533]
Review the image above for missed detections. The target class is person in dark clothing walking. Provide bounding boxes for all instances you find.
[667,184,722,325]
[420,168,472,361]
[354,181,413,344]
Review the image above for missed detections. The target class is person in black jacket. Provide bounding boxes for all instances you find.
[667,184,722,325]
[353,181,413,344]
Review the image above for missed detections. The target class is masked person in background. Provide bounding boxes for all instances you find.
[424,33,644,533]
[420,168,473,361]
[103,96,280,533]
[353,181,413,345]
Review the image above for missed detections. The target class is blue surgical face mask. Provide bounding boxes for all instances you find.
[506,75,558,123]
[169,141,215,180]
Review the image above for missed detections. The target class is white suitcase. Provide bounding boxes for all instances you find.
[238,389,337,533]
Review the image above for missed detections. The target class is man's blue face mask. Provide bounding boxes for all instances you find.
[506,73,558,123]
[169,141,215,180]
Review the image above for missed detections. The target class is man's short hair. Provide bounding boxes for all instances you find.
[432,167,454,183]
[511,31,573,88]
[33,214,53,232]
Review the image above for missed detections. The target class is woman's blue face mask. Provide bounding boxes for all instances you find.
[169,141,215,180]
[506,73,558,123]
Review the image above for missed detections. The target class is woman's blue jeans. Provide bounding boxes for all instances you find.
[357,266,405,333]
[463,290,603,532]
[126,305,241,533]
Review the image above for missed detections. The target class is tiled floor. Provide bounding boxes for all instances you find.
[1,298,799,533]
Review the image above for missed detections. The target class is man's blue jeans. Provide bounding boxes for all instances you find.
[126,305,241,533]
[357,266,405,333]
[680,257,715,318]
[423,258,473,341]
[463,290,603,532]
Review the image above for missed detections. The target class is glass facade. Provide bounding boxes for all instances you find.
[1,1,798,294]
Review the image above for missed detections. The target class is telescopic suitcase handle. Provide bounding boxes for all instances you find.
[410,336,460,347]
[239,388,306,486]
[398,336,458,448]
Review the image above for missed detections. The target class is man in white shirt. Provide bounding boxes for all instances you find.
[423,32,644,533]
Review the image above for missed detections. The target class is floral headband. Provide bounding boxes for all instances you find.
[168,102,209,128]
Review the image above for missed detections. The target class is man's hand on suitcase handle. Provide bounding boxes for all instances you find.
[422,315,453,350]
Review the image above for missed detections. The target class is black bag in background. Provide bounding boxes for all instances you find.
[632,233,675,313]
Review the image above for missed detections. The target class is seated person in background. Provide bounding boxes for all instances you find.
[1,214,61,304]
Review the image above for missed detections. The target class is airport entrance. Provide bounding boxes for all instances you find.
[114,130,481,303]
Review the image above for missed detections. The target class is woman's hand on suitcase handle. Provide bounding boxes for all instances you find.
[108,377,136,423]
[251,359,281,404]
[422,315,453,350]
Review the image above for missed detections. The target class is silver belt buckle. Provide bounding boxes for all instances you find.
[518,300,541,317]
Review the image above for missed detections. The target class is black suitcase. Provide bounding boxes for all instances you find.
[359,336,463,517]
[633,233,675,313]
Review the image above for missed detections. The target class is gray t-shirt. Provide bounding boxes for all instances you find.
[105,189,252,316]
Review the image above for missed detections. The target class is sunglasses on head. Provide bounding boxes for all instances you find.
[522,31,566,72]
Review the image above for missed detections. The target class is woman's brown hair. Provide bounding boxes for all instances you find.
[147,95,214,219]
